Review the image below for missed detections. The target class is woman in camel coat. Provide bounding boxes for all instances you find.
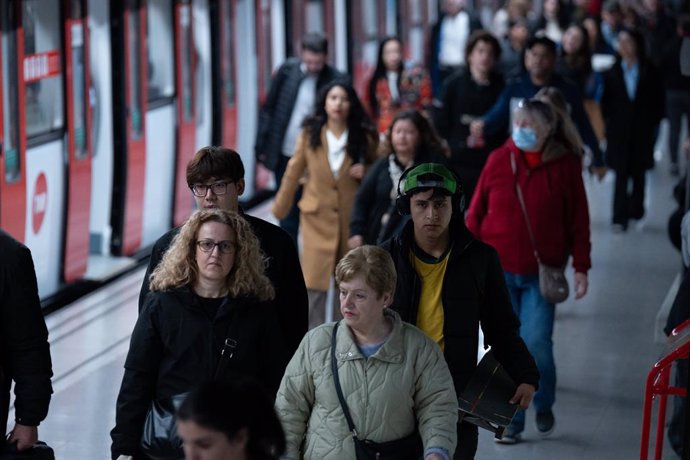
[273,81,378,329]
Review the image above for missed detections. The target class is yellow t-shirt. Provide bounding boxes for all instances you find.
[412,247,451,350]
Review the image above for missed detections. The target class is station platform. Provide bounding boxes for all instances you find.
[21,149,687,459]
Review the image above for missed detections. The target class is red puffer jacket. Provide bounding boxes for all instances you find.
[466,138,591,275]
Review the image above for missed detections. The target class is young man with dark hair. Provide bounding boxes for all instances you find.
[139,146,308,356]
[381,163,539,459]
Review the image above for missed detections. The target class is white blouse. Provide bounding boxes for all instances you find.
[326,129,348,178]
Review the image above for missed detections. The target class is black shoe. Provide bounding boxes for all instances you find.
[536,410,555,437]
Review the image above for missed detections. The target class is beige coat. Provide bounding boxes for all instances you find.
[275,309,458,460]
[272,127,376,291]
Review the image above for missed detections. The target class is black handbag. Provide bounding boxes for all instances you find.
[330,321,423,460]
[141,316,239,459]
[0,441,55,460]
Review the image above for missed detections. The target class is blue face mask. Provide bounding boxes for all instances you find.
[512,126,539,151]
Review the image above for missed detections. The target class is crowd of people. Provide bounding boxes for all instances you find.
[2,0,689,458]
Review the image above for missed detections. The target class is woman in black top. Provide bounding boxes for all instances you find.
[111,209,287,460]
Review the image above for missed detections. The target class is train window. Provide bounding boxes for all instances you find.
[385,0,397,36]
[179,2,193,122]
[362,1,378,38]
[305,0,325,33]
[257,0,272,99]
[70,21,88,159]
[221,0,235,108]
[22,1,65,139]
[1,2,20,182]
[147,0,174,102]
[127,1,143,139]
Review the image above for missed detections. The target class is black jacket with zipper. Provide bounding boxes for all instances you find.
[380,219,539,396]
[111,287,288,459]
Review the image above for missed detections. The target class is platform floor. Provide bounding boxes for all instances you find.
[24,150,688,459]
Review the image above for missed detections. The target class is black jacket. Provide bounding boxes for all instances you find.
[350,152,447,245]
[380,220,539,396]
[112,288,288,458]
[601,59,665,172]
[138,211,308,356]
[0,231,52,439]
[255,58,348,171]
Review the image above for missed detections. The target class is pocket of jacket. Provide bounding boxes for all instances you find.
[298,196,319,214]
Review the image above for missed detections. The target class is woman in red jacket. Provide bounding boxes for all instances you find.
[466,95,591,444]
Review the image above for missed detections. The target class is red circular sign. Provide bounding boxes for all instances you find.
[32,173,47,234]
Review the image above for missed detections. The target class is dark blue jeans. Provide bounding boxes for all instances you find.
[504,272,556,431]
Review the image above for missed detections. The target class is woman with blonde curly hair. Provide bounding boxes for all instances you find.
[111,209,289,460]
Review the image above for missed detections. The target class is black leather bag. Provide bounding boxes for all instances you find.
[0,441,55,460]
[140,315,239,460]
[330,322,423,460]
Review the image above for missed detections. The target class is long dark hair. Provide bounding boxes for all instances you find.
[368,37,403,117]
[617,27,648,63]
[384,110,447,160]
[177,380,285,460]
[561,24,592,77]
[302,80,376,163]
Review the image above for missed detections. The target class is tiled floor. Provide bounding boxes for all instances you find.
[27,158,687,459]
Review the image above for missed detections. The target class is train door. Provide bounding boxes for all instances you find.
[348,1,387,102]
[0,3,22,241]
[63,0,93,283]
[172,0,196,226]
[210,0,237,149]
[110,0,148,256]
[20,0,68,298]
[399,0,429,64]
[143,0,175,244]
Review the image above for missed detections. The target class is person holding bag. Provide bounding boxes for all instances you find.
[111,209,288,460]
[275,245,457,460]
[466,95,591,443]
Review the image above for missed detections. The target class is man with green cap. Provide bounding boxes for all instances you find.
[380,163,539,459]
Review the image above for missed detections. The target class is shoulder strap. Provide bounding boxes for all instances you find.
[213,299,239,380]
[510,152,541,264]
[331,321,359,438]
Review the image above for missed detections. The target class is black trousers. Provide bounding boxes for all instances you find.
[613,168,646,227]
[453,422,478,460]
[666,90,690,165]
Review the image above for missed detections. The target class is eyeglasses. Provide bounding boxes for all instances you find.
[196,239,237,254]
[190,181,232,197]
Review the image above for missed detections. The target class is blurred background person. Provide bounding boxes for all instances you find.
[530,0,571,44]
[492,0,532,40]
[601,28,664,232]
[276,245,458,460]
[0,230,52,453]
[601,0,624,50]
[111,210,288,460]
[350,110,448,247]
[177,380,286,460]
[273,81,378,329]
[429,0,483,97]
[435,30,505,201]
[583,15,616,55]
[255,33,348,244]
[367,37,432,136]
[499,19,531,78]
[467,98,591,443]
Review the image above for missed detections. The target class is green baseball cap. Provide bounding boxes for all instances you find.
[402,163,458,195]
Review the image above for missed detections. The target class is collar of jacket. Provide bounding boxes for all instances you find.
[334,309,405,364]
[169,286,255,319]
[395,217,475,262]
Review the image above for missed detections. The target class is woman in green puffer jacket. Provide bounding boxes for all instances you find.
[275,245,458,460]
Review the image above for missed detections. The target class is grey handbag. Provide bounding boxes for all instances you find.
[510,153,569,304]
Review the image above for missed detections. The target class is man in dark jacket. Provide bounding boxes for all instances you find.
[138,146,308,357]
[255,32,348,243]
[0,230,52,451]
[380,163,539,460]
[470,36,607,175]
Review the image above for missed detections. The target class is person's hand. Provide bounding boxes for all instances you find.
[470,120,484,137]
[8,423,38,451]
[424,454,444,460]
[348,235,364,249]
[592,165,608,181]
[349,163,365,180]
[116,456,134,460]
[509,383,536,409]
[574,272,588,299]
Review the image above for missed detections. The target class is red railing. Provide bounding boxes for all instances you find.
[640,319,690,460]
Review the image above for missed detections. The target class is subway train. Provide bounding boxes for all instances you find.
[0,0,440,302]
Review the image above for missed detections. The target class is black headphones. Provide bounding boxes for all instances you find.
[395,164,466,216]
